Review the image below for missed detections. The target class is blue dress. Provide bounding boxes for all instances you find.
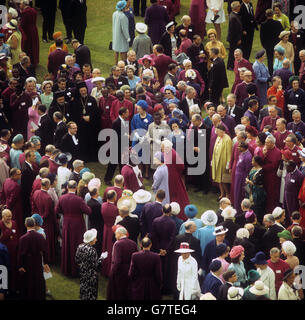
[197,225,216,255]
[228,261,247,287]
[9,148,22,169]
[253,60,270,106]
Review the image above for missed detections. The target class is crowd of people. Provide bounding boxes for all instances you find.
[0,0,305,301]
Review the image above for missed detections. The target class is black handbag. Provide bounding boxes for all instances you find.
[108,41,112,50]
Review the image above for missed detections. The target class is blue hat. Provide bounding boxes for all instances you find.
[209,259,222,272]
[250,251,267,265]
[168,118,180,127]
[80,167,90,178]
[12,134,24,144]
[247,269,261,284]
[0,33,5,38]
[136,99,148,110]
[31,213,43,226]
[274,45,285,55]
[30,135,41,145]
[164,85,176,95]
[255,49,265,60]
[184,204,198,218]
[154,151,164,163]
[116,0,127,11]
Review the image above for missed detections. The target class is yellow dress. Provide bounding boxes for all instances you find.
[212,134,232,183]
[276,40,295,72]
[7,31,22,66]
[205,40,226,59]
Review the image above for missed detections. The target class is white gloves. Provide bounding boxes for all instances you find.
[198,268,203,276]
[100,251,108,260]
[287,104,298,111]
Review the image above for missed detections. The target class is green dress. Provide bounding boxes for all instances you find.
[40,93,54,111]
[7,31,22,66]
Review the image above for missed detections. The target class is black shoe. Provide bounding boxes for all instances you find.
[211,14,220,23]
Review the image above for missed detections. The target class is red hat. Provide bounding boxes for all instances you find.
[245,125,258,137]
[281,149,293,161]
[153,104,163,113]
[230,245,244,259]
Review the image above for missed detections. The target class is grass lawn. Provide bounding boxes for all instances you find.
[32,0,262,300]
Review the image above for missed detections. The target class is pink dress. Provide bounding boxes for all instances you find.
[27,107,40,139]
[213,257,229,282]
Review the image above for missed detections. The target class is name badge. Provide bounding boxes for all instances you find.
[181,136,185,139]
[200,50,203,54]
[106,106,109,109]
[211,64,213,67]
[66,113,70,117]
[21,102,26,106]
[144,119,148,123]
[276,270,281,274]
[291,179,295,183]
[88,102,92,106]
[118,81,122,85]
[297,35,301,38]
[292,153,297,156]
[12,229,16,233]
[189,29,192,32]
[200,134,205,137]
[198,130,202,133]
[232,114,236,117]
[0,113,2,116]
[296,94,299,98]
[67,92,71,96]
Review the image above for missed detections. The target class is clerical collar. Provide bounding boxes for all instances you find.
[57,120,63,125]
[25,161,33,170]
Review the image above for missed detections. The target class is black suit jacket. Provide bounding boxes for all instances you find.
[54,121,68,148]
[179,97,200,120]
[160,32,178,58]
[260,19,283,50]
[175,23,195,47]
[75,44,91,69]
[262,224,283,257]
[227,11,242,45]
[174,232,202,265]
[21,162,36,204]
[226,104,243,124]
[105,75,129,90]
[208,57,229,90]
[240,1,255,33]
[119,216,141,243]
[35,114,54,147]
[218,282,232,300]
[60,132,81,161]
[69,171,81,183]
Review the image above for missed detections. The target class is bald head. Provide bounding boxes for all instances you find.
[185,221,196,233]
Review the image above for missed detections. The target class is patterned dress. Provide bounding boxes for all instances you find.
[75,243,103,300]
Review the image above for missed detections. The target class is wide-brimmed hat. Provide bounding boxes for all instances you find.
[200,293,216,300]
[249,280,269,296]
[91,77,105,83]
[213,225,228,236]
[0,144,7,153]
[54,152,72,165]
[138,54,154,65]
[201,210,218,226]
[250,251,267,265]
[83,228,97,244]
[247,269,260,283]
[227,287,244,300]
[279,30,290,39]
[136,22,147,34]
[174,242,194,253]
[133,189,151,204]
[170,202,180,216]
[7,19,17,29]
[117,196,137,213]
[282,268,294,281]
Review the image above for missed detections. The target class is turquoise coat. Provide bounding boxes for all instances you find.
[112,10,130,53]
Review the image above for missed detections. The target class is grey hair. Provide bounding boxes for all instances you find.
[219,197,230,206]
[266,135,276,144]
[45,144,55,154]
[264,214,275,223]
[65,55,73,63]
[234,124,246,134]
[292,110,301,116]
[212,113,221,120]
[189,104,201,114]
[25,217,35,228]
[185,86,195,95]
[116,226,128,235]
[227,93,236,100]
[241,198,251,209]
[39,167,49,178]
[68,180,77,189]
[244,223,254,234]
[234,48,243,55]
[114,174,124,185]
[177,81,187,88]
[192,113,202,122]
[270,247,280,255]
[41,178,51,188]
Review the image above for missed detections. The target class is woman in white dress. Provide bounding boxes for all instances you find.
[205,0,225,41]
[175,242,201,300]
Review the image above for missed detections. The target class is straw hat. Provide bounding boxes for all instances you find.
[133,189,151,204]
[279,30,290,39]
[117,196,137,213]
[174,242,195,253]
[227,287,244,300]
[249,280,269,296]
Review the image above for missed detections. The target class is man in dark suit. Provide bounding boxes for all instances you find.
[290,21,305,76]
[118,205,141,244]
[218,270,237,300]
[13,56,36,87]
[179,86,200,119]
[59,0,73,43]
[21,150,37,221]
[226,93,243,124]
[175,15,195,47]
[208,48,229,105]
[104,107,130,185]
[47,39,69,78]
[35,104,54,153]
[240,0,256,61]
[105,65,129,90]
[69,159,84,183]
[71,39,91,69]
[260,9,283,75]
[227,1,243,70]
[60,121,81,161]
[53,111,68,148]
[70,0,87,44]
[262,214,283,258]
[41,0,57,42]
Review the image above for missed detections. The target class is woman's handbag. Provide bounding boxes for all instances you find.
[221,171,231,184]
[108,41,112,50]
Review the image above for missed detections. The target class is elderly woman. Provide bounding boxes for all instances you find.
[112,0,130,64]
[285,76,305,122]
[228,245,247,288]
[175,242,201,300]
[152,152,170,204]
[168,118,186,151]
[205,28,226,62]
[90,77,105,102]
[138,54,158,79]
[282,240,299,270]
[160,21,178,60]
[278,269,301,300]
[40,80,53,111]
[205,0,225,41]
[203,103,216,129]
[273,46,286,72]
[6,19,22,66]
[75,229,108,300]
[125,65,140,90]
[0,209,20,293]
[253,50,270,106]
[212,124,232,199]
[276,31,294,72]
[273,2,290,31]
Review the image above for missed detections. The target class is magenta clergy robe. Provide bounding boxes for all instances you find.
[121,164,143,193]
[32,189,57,264]
[0,178,24,234]
[229,142,240,204]
[274,130,290,150]
[55,192,91,276]
[107,237,138,300]
[232,58,255,92]
[262,146,282,213]
[260,116,280,132]
[101,201,118,277]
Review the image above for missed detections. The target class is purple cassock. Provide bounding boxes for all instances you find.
[151,214,176,294]
[260,116,280,132]
[232,58,255,93]
[262,146,282,213]
[140,201,163,238]
[121,164,143,193]
[273,68,294,90]
[244,109,259,130]
[17,230,48,300]
[128,250,162,300]
[234,150,253,214]
[101,201,118,277]
[284,168,304,221]
[107,237,138,300]
[234,82,258,108]
[0,178,24,234]
[229,142,240,204]
[55,192,91,277]
[209,122,230,161]
[221,114,236,137]
[32,189,58,264]
[274,130,290,150]
[47,49,68,78]
[189,0,206,39]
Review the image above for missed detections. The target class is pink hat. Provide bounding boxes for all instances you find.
[230,245,244,259]
[88,178,101,191]
[138,54,154,65]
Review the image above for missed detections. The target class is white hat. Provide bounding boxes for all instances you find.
[83,228,97,244]
[170,202,180,216]
[236,228,250,239]
[282,240,296,256]
[117,196,137,213]
[174,242,195,253]
[249,280,269,296]
[8,7,18,18]
[200,293,216,300]
[91,77,105,83]
[133,189,151,204]
[201,210,218,226]
[183,59,192,66]
[185,69,196,80]
[272,206,284,219]
[213,225,228,236]
[6,19,17,29]
[135,22,147,33]
[166,21,175,30]
[0,144,8,153]
[221,206,237,219]
[227,287,244,300]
